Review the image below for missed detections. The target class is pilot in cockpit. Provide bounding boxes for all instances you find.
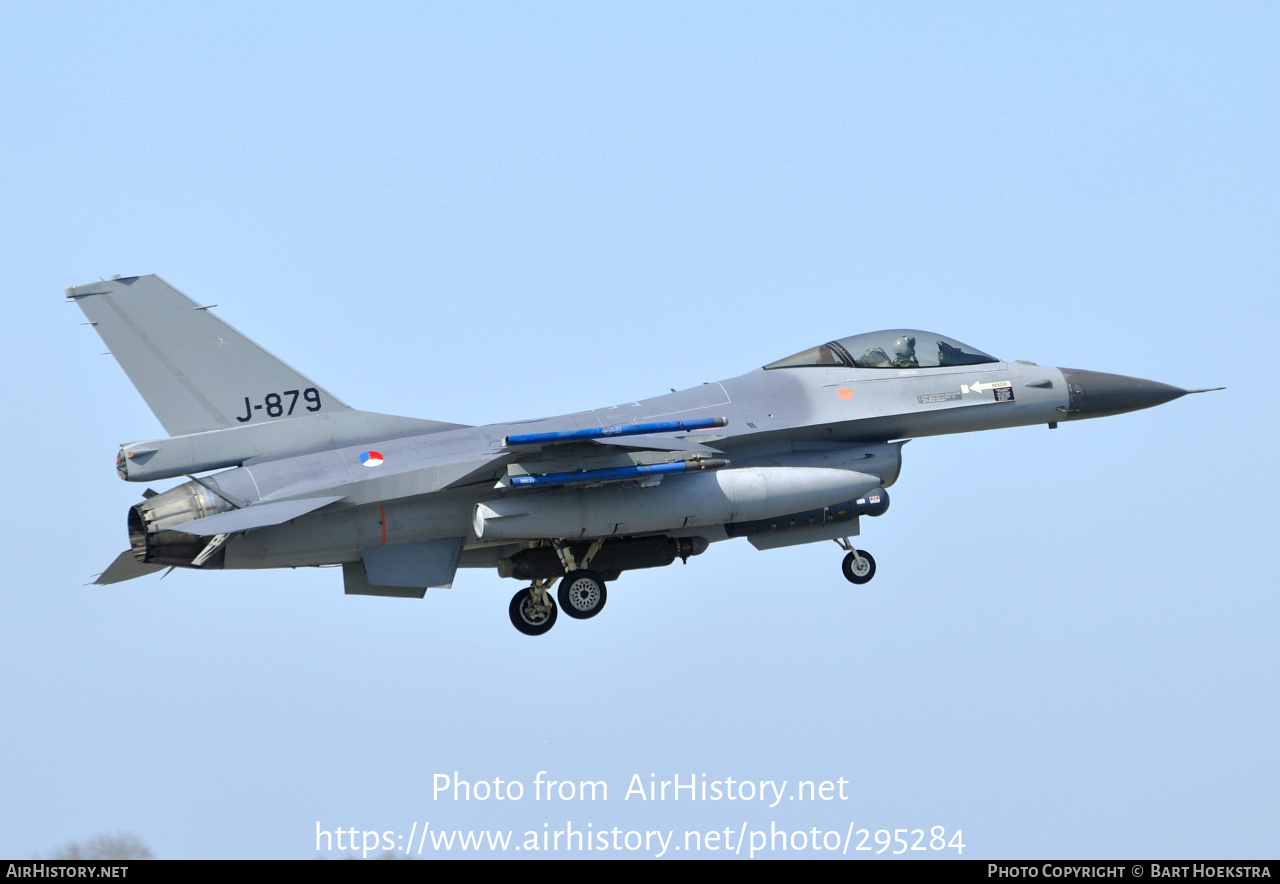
[857,334,919,369]
[890,335,918,368]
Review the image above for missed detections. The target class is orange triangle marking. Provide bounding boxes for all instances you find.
[837,388,853,401]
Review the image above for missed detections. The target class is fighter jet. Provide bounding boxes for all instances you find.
[71,275,1220,635]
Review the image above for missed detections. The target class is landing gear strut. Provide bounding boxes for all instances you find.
[835,537,876,585]
[508,539,611,634]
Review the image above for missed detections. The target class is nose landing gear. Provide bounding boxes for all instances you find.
[835,537,876,585]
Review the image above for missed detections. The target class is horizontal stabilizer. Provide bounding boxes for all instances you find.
[93,550,167,585]
[172,495,345,535]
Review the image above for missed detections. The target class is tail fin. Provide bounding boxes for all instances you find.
[68,275,351,436]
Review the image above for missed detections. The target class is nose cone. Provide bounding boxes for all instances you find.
[1059,368,1188,420]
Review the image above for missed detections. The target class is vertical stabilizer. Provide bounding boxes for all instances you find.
[68,275,351,436]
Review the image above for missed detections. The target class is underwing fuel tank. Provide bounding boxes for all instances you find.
[473,467,885,541]
[127,480,234,566]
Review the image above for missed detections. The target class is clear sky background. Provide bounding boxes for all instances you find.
[1,2,1276,860]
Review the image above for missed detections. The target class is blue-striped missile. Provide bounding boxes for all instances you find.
[509,457,729,489]
[474,466,884,540]
[504,417,727,447]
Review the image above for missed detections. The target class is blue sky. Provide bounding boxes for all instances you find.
[1,2,1276,859]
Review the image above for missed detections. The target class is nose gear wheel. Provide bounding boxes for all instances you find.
[841,550,876,584]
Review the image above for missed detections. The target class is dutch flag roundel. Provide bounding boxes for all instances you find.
[360,450,384,468]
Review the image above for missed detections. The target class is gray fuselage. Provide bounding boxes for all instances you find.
[201,357,1069,571]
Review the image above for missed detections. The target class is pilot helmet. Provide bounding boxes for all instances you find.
[893,335,916,357]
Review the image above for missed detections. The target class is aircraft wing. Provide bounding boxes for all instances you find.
[484,417,727,489]
[395,422,727,496]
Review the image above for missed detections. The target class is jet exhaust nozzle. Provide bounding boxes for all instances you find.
[128,480,233,567]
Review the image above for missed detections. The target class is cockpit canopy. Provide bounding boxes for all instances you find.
[764,329,999,371]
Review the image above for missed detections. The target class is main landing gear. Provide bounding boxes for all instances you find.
[508,570,609,635]
[508,540,608,636]
[558,570,607,619]
[509,580,558,636]
[834,537,876,585]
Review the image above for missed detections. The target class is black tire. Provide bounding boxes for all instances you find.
[841,550,876,585]
[557,570,608,620]
[509,587,558,635]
